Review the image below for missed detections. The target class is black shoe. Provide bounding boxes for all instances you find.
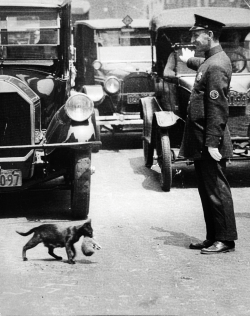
[189,240,214,250]
[201,241,235,254]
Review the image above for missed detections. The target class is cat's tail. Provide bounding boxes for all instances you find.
[16,228,36,236]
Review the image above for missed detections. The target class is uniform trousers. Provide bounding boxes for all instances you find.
[194,159,238,242]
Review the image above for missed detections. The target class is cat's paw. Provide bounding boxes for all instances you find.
[23,257,28,261]
[93,242,101,250]
[56,256,63,260]
[68,259,75,264]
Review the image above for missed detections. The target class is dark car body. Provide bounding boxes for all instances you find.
[0,0,101,218]
[141,7,250,191]
[74,16,155,136]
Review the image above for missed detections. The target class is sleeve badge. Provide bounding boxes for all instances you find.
[210,90,219,99]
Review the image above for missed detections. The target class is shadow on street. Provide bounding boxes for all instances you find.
[101,132,250,190]
[151,226,202,248]
[100,131,142,150]
[0,188,72,221]
[1,132,250,220]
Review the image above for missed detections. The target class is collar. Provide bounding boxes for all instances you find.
[204,44,223,59]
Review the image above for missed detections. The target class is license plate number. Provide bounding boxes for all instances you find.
[127,93,141,104]
[0,169,22,187]
[127,92,154,104]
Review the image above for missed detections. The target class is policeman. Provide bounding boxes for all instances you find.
[179,14,238,254]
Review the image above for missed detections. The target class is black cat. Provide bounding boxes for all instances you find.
[16,219,93,264]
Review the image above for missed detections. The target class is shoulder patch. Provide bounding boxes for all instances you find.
[210,90,219,99]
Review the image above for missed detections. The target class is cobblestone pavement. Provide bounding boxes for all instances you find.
[1,135,250,315]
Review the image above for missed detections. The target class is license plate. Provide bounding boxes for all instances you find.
[127,92,154,104]
[127,93,141,104]
[0,169,22,187]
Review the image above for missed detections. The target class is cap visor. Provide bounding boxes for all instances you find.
[189,26,206,31]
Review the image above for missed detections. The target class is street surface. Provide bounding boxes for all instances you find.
[1,132,250,315]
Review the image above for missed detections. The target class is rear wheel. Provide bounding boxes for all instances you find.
[158,131,172,192]
[71,149,91,219]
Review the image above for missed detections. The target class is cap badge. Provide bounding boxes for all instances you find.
[210,90,219,99]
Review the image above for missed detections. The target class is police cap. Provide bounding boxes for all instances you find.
[189,14,225,32]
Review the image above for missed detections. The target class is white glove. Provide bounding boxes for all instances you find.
[179,48,195,63]
[208,147,222,161]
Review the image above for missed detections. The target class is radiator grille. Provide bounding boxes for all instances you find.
[122,73,154,113]
[123,74,154,94]
[0,93,31,157]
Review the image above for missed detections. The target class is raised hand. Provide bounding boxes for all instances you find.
[179,48,195,63]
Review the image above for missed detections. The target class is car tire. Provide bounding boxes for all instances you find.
[143,139,154,168]
[91,109,100,154]
[71,149,91,219]
[159,131,172,192]
[91,109,101,153]
[94,108,101,141]
[143,119,154,168]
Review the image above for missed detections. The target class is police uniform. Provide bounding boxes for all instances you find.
[179,15,238,245]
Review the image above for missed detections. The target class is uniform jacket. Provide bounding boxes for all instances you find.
[179,45,233,160]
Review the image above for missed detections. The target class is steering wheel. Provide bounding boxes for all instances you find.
[228,51,247,73]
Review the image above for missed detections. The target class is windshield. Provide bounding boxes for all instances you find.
[221,31,250,74]
[163,29,250,76]
[96,29,153,62]
[0,9,59,60]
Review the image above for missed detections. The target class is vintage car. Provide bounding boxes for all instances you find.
[141,7,250,191]
[0,0,101,219]
[74,16,155,136]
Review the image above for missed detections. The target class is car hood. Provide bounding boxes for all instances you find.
[1,67,57,100]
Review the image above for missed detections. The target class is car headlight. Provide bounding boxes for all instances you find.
[65,93,94,122]
[92,60,102,70]
[104,76,120,95]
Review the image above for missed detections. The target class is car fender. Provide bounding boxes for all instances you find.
[65,119,95,144]
[140,96,161,144]
[45,104,95,154]
[154,111,182,128]
[80,85,105,106]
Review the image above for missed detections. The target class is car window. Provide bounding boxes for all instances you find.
[98,46,154,63]
[163,32,197,76]
[97,29,151,47]
[163,29,250,76]
[95,29,153,63]
[222,31,250,73]
[0,10,59,60]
